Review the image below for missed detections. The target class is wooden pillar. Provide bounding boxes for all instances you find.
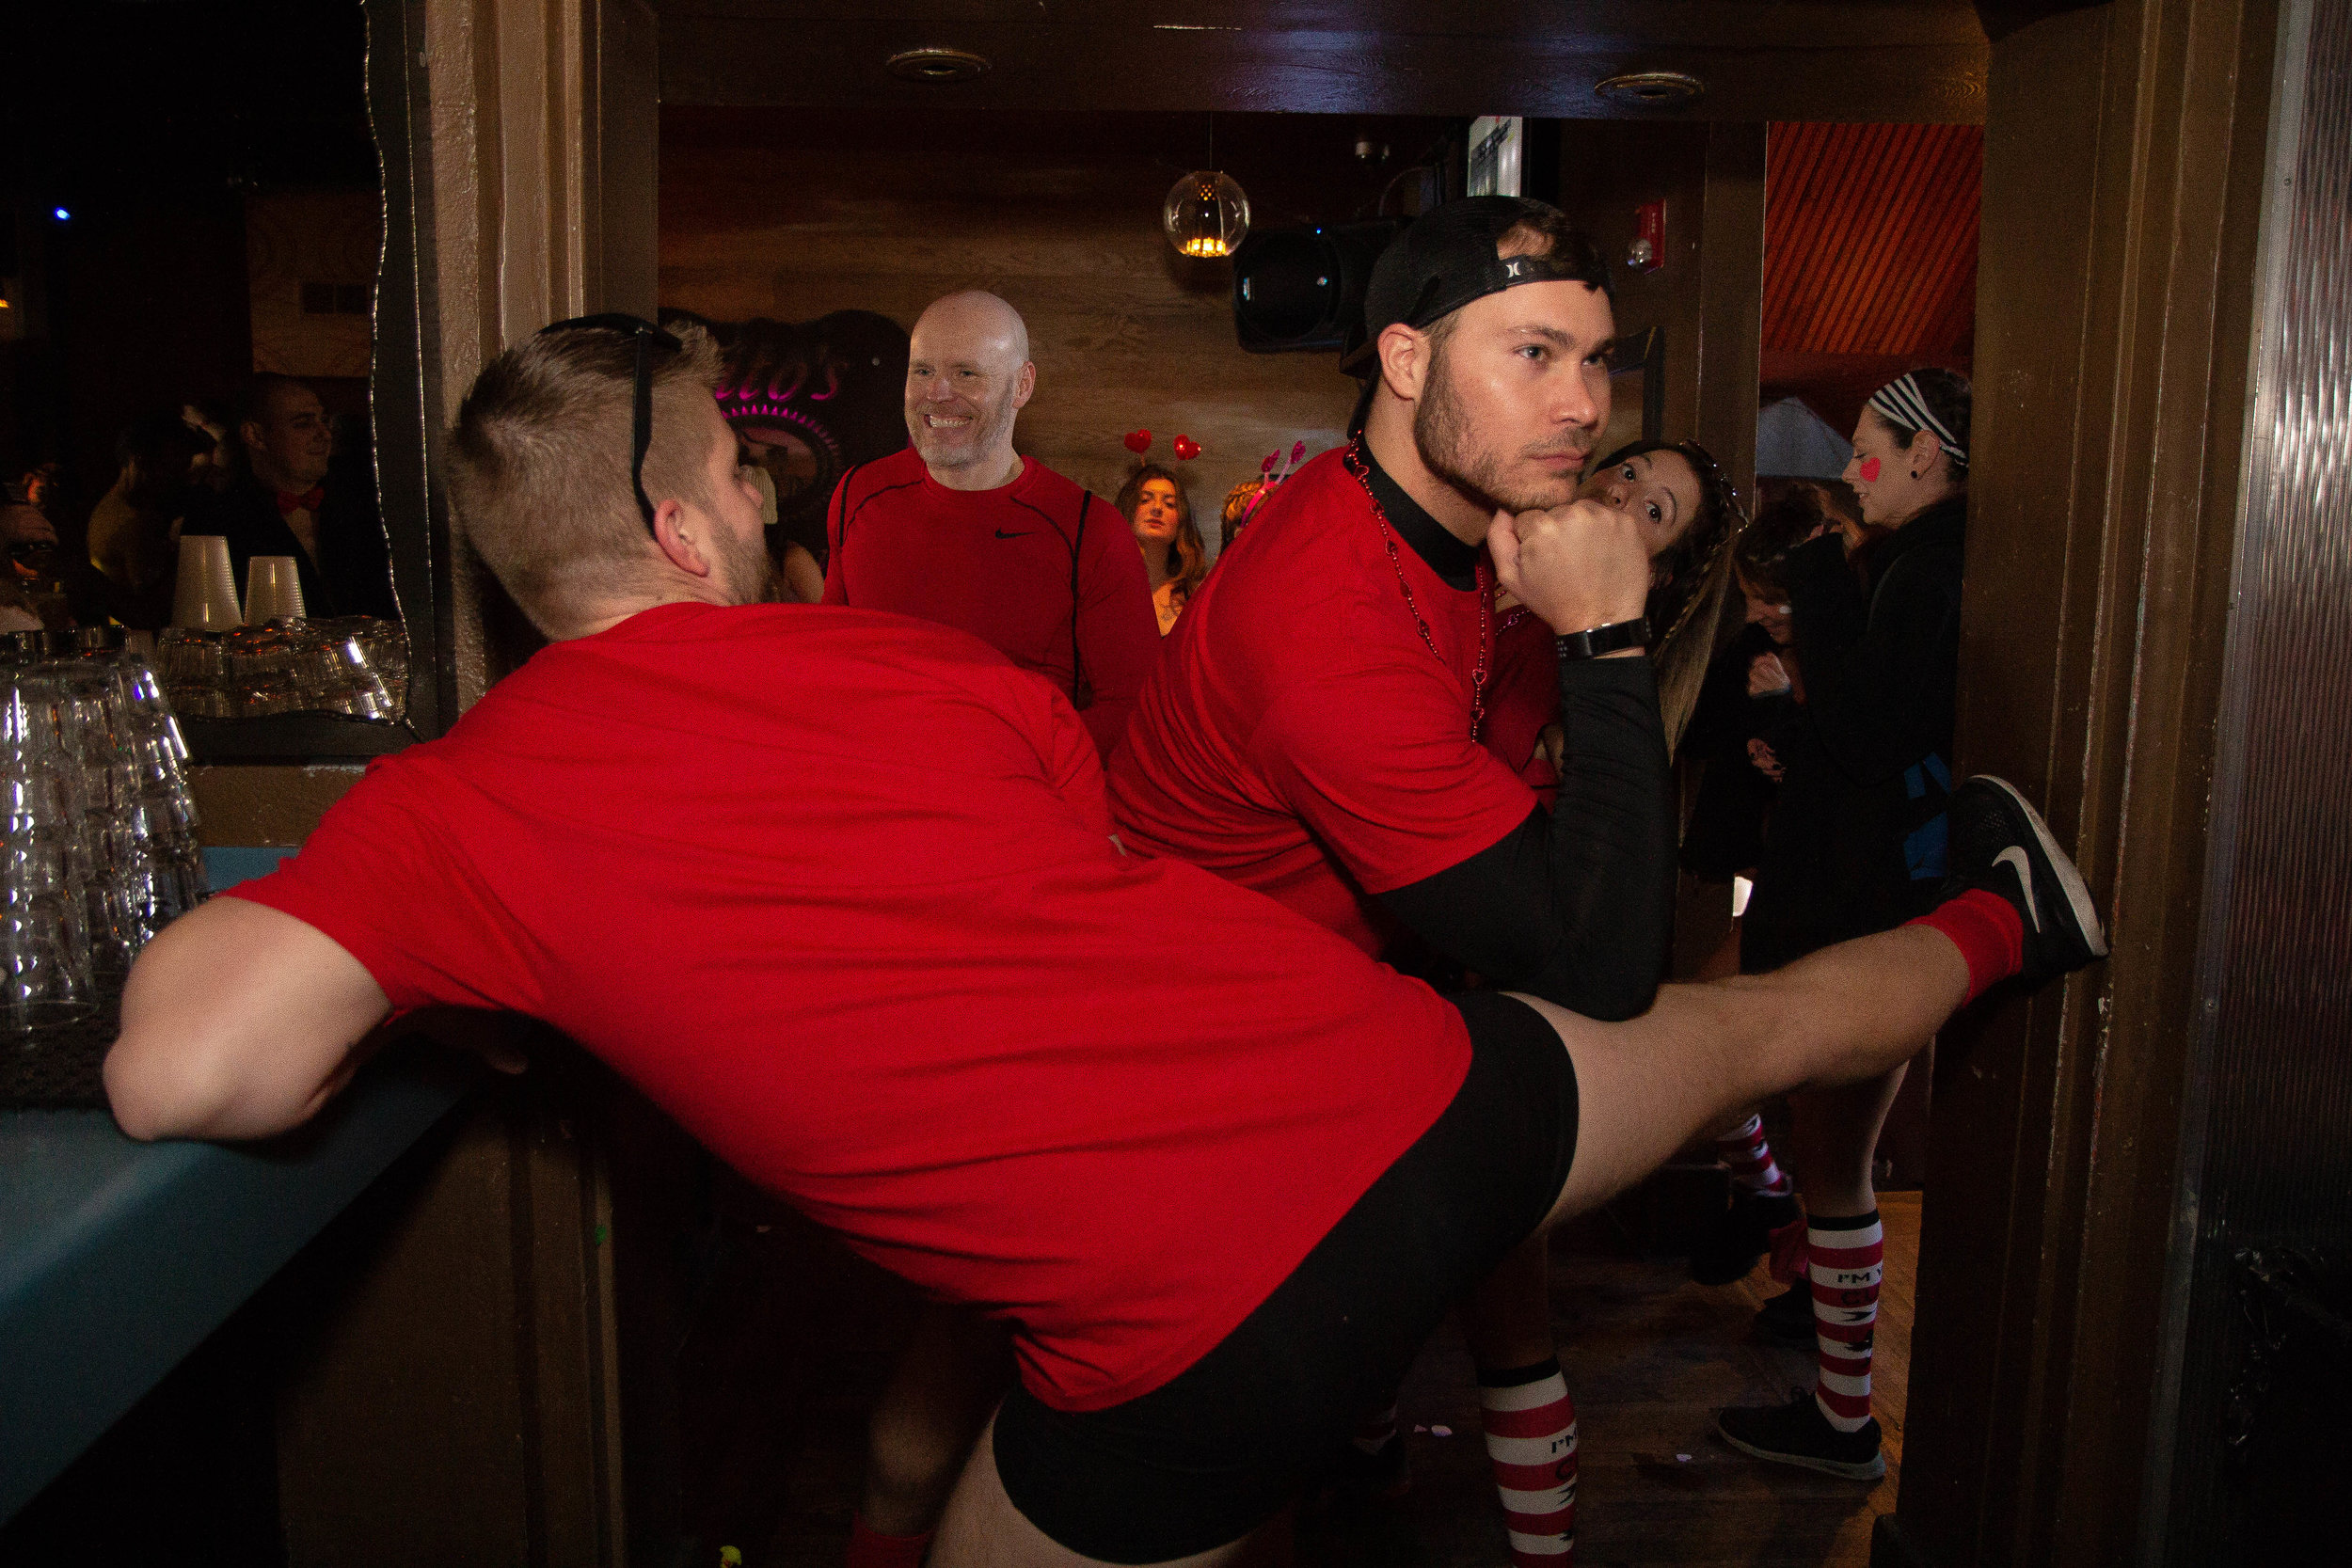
[270,4,668,1563]
[1878,0,2281,1561]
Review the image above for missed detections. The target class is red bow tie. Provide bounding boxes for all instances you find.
[276,485,326,515]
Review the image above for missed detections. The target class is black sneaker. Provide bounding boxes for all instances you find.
[1946,775,2108,986]
[1691,1188,1802,1286]
[1754,1285,1818,1348]
[1717,1391,1885,1480]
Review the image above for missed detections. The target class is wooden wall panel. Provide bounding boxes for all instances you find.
[660,108,1449,525]
[1877,0,2281,1561]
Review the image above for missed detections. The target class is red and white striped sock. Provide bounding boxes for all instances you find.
[1479,1357,1577,1566]
[1807,1210,1884,1433]
[1714,1113,1793,1196]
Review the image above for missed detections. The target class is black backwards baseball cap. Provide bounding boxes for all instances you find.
[1337,196,1613,380]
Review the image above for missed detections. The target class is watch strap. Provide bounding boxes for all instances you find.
[1555,616,1653,662]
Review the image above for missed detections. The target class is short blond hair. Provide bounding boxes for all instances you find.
[448,323,723,633]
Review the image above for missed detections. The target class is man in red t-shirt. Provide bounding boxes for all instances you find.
[102,319,2105,1568]
[1107,198,1684,1549]
[823,290,1157,758]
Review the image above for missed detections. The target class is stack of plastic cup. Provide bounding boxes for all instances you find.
[172,536,242,632]
[0,629,205,1034]
[0,636,99,1028]
[68,628,203,970]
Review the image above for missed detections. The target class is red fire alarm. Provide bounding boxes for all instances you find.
[1628,200,1666,273]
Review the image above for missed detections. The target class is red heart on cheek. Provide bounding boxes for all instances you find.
[1124,429,1152,453]
[1172,435,1201,461]
[1858,456,1882,483]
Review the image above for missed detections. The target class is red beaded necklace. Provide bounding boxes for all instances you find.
[1344,441,1493,741]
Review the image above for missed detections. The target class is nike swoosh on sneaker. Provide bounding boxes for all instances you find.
[1994,846,2042,932]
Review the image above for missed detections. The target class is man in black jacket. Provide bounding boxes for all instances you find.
[187,375,397,621]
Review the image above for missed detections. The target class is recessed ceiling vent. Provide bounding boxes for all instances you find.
[887,47,991,84]
[1594,71,1708,108]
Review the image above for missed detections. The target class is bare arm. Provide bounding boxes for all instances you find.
[103,897,393,1142]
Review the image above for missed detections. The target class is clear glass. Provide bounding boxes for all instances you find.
[1163,170,1251,260]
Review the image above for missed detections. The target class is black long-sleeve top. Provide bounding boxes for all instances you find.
[1366,462,1678,1022]
[1741,495,1966,973]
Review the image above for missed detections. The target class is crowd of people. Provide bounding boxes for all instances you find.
[3,372,398,638]
[102,196,2105,1568]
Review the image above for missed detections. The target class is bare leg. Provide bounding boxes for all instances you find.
[1692,916,1760,1146]
[863,1305,1015,1537]
[1519,925,1968,1228]
[933,1413,1271,1568]
[1788,1063,1912,1220]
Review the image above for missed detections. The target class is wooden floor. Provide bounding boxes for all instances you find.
[685,1190,1919,1567]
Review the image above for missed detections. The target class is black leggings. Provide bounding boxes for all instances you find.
[991,990,1578,1562]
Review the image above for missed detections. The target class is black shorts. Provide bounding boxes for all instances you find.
[993,990,1578,1563]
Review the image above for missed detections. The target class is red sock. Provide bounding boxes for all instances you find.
[1907,888,2024,1003]
[846,1516,932,1568]
[1479,1358,1577,1566]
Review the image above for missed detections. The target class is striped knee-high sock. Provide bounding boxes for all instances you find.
[1714,1113,1792,1196]
[1479,1357,1577,1566]
[1807,1211,1884,1433]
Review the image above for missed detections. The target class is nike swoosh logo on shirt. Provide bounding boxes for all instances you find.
[1994,846,2040,931]
[994,529,1030,539]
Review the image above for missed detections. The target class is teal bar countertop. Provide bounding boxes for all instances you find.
[0,847,479,1522]
[0,1055,480,1521]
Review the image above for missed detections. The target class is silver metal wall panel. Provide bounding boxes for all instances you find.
[2156,1,2352,1557]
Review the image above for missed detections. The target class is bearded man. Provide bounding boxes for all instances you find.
[821,290,1158,757]
[1105,197,1682,1563]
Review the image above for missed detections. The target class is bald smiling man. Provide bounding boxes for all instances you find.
[822,291,1160,757]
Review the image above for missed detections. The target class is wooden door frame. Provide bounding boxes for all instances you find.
[1881,0,2281,1561]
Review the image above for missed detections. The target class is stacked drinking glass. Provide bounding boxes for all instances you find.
[1,629,203,1032]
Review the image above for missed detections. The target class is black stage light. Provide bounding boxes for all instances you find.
[1232,219,1404,355]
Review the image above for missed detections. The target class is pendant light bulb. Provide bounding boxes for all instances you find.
[1164,169,1250,260]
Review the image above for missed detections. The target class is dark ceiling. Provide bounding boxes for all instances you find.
[658,1,2000,123]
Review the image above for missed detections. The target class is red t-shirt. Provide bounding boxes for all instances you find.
[822,447,1160,758]
[1106,448,1537,957]
[227,603,1468,1413]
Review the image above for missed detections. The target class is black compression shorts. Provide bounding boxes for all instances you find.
[992,990,1579,1563]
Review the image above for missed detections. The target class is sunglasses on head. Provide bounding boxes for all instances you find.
[538,313,684,537]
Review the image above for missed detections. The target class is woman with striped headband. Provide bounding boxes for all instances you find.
[1714,367,1971,1483]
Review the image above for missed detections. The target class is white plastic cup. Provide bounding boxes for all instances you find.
[244,555,308,623]
[171,536,242,631]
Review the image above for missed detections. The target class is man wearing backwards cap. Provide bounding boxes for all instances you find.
[1107,196,1669,1561]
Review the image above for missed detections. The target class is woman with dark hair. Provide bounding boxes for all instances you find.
[1482,437,1747,800]
[1714,367,1972,1482]
[1115,464,1207,636]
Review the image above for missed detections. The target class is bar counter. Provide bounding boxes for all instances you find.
[0,1049,483,1520]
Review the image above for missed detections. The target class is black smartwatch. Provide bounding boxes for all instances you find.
[1555,616,1652,662]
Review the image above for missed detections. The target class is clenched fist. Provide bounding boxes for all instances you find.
[1488,498,1651,641]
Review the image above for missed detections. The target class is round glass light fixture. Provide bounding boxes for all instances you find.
[1164,170,1250,260]
[886,47,990,84]
[1593,71,1708,108]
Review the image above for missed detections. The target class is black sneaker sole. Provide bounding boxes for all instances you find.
[1715,1417,1887,1481]
[1971,775,2108,969]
